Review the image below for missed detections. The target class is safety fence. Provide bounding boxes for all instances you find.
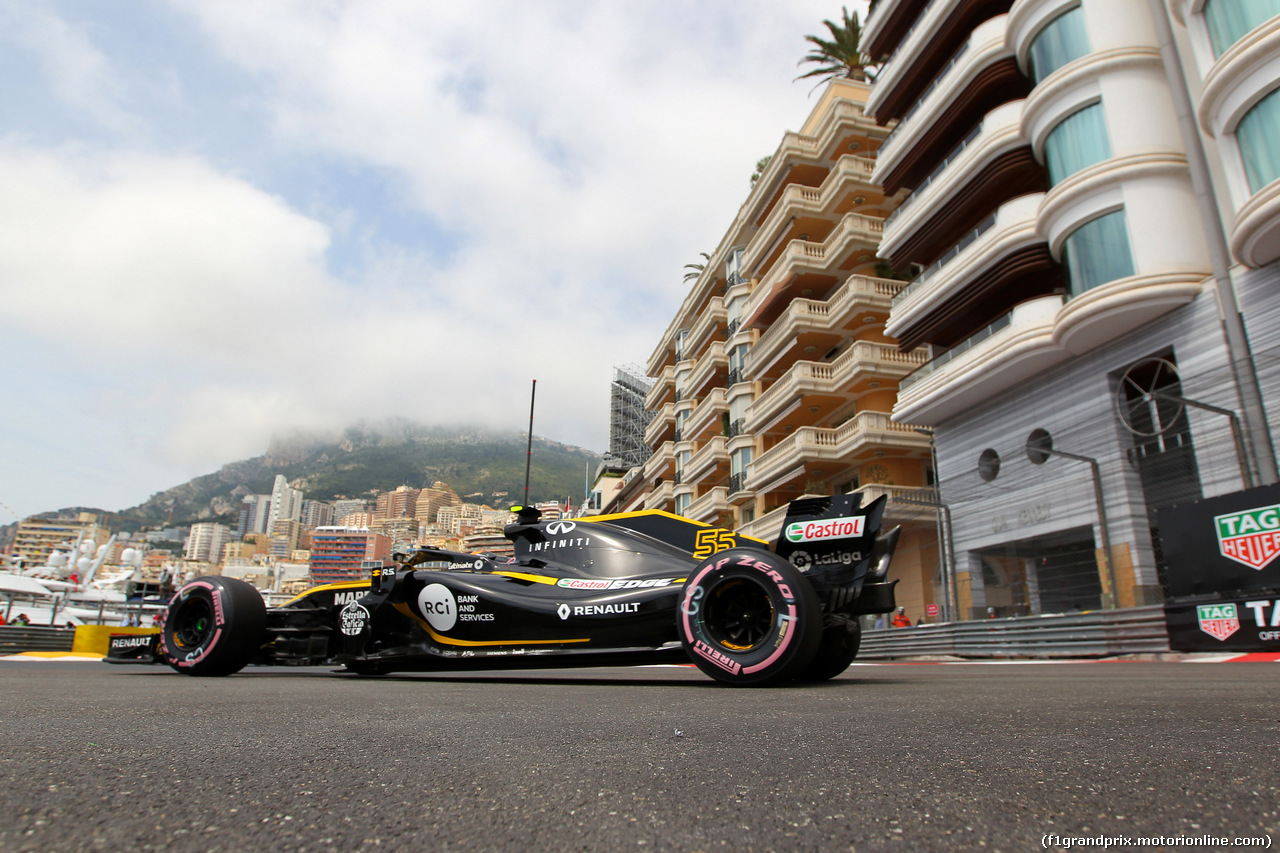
[0,626,76,654]
[859,606,1171,659]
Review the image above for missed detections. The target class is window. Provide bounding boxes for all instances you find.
[1043,102,1111,185]
[674,493,691,517]
[1237,87,1280,193]
[1028,6,1089,84]
[1204,0,1280,57]
[1062,210,1135,296]
[725,247,745,283]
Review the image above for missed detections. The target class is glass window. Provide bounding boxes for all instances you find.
[1028,6,1089,84]
[1237,87,1280,193]
[674,493,691,516]
[1062,210,1135,296]
[730,448,752,475]
[1044,102,1111,185]
[1204,0,1280,57]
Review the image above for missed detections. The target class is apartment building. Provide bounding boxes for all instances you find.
[185,522,230,563]
[865,0,1280,617]
[375,485,420,519]
[637,78,942,620]
[8,513,110,567]
[309,526,391,584]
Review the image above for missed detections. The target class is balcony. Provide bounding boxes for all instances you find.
[744,214,886,327]
[747,274,907,380]
[644,365,674,409]
[865,0,933,60]
[894,295,1065,423]
[642,440,675,483]
[728,471,751,497]
[685,297,727,360]
[643,402,675,447]
[683,388,729,444]
[1231,177,1280,268]
[744,156,880,278]
[875,15,1029,197]
[748,411,933,495]
[868,0,1012,124]
[881,100,1046,267]
[644,481,674,512]
[685,436,729,486]
[686,341,729,399]
[749,341,930,432]
[686,487,731,525]
[885,193,1053,350]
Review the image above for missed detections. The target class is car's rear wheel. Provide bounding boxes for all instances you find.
[677,549,822,686]
[163,576,266,677]
[800,618,861,681]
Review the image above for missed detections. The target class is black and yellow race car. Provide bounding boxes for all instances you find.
[106,492,899,686]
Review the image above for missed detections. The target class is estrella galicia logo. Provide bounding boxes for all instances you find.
[546,520,576,535]
[1197,603,1240,641]
[1214,503,1280,570]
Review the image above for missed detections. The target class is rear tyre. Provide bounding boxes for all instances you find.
[800,619,861,681]
[677,549,822,686]
[163,576,266,676]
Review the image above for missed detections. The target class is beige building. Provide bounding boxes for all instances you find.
[636,78,942,620]
[8,513,110,567]
[375,485,420,520]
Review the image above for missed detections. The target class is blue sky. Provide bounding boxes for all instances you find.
[0,0,869,520]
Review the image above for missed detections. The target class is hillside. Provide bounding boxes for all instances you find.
[108,422,601,530]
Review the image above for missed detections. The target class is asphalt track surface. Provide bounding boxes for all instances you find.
[0,660,1276,852]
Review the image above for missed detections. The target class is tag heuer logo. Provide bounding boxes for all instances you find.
[1214,504,1280,570]
[1197,603,1240,641]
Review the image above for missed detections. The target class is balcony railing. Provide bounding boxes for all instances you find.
[727,367,744,388]
[880,37,971,157]
[728,418,746,438]
[726,318,741,338]
[898,311,1013,391]
[891,213,997,308]
[729,472,749,494]
[885,122,983,226]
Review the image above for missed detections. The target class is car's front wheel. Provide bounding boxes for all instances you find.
[676,549,822,686]
[163,576,266,676]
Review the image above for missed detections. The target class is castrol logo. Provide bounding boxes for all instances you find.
[785,515,865,543]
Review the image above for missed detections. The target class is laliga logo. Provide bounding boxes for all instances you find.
[417,583,457,631]
[546,521,576,535]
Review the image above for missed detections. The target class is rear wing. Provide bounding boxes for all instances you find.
[772,493,900,586]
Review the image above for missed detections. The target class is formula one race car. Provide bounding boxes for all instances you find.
[106,493,899,686]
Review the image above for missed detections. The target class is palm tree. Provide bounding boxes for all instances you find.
[683,252,712,283]
[796,7,876,87]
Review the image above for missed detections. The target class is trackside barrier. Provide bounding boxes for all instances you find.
[858,606,1170,659]
[0,626,77,654]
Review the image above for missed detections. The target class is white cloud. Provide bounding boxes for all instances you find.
[0,0,871,517]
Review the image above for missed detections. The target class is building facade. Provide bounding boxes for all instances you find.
[636,78,943,620]
[185,522,230,563]
[8,513,110,567]
[309,526,391,584]
[865,0,1280,616]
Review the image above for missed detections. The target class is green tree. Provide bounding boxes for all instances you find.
[796,7,876,88]
[750,154,773,188]
[683,252,712,283]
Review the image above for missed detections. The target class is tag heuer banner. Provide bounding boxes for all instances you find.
[1156,483,1280,598]
[1164,598,1280,652]
[1157,483,1280,651]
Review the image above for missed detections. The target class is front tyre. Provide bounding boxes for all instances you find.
[677,549,822,686]
[163,576,266,677]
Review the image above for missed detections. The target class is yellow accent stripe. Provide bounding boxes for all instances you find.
[580,509,769,544]
[491,570,559,585]
[391,603,590,647]
[283,580,371,607]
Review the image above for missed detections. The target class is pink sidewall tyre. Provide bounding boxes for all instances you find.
[677,549,822,686]
[163,576,266,677]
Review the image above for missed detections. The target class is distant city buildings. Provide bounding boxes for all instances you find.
[309,526,391,584]
[185,522,230,563]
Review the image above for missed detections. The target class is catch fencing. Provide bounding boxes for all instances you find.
[859,606,1170,659]
[0,626,76,654]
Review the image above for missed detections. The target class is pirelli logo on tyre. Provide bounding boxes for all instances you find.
[784,516,864,544]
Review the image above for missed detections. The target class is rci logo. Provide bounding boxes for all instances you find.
[417,583,457,632]
[546,521,576,535]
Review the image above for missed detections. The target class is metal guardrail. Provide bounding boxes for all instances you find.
[0,626,77,654]
[859,606,1170,659]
